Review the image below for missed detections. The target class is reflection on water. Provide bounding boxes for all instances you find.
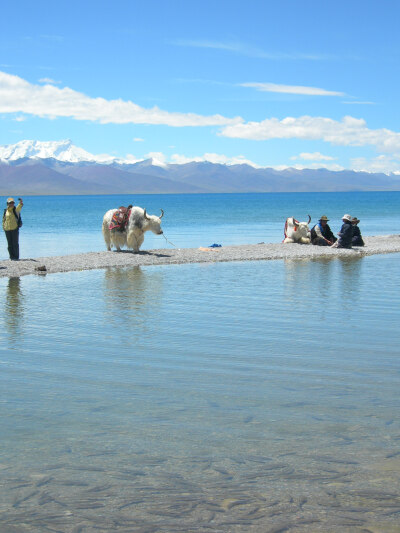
[4,277,24,341]
[103,266,165,340]
[284,257,335,304]
[337,256,363,307]
[0,256,399,531]
[104,266,163,311]
[284,256,363,303]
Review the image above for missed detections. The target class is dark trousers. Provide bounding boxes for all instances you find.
[352,236,364,247]
[337,241,352,249]
[5,229,19,260]
[312,237,330,246]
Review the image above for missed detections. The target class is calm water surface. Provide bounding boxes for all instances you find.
[0,254,399,531]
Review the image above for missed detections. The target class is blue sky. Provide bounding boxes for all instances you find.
[1,0,400,173]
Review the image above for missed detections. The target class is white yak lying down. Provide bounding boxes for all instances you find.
[102,206,164,252]
[283,215,311,244]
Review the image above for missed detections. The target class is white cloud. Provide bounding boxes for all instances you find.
[241,82,344,96]
[171,40,330,60]
[350,154,400,175]
[133,137,144,142]
[170,152,260,167]
[284,162,345,171]
[123,154,142,163]
[220,115,400,154]
[39,77,60,85]
[146,151,168,167]
[0,71,242,127]
[291,152,336,161]
[118,150,340,169]
[130,150,337,169]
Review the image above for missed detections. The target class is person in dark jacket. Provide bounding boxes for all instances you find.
[351,217,364,246]
[331,214,353,248]
[311,215,337,246]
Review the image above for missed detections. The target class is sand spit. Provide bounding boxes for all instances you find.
[1,235,400,279]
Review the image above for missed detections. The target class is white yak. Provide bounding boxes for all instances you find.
[283,215,311,244]
[102,206,164,252]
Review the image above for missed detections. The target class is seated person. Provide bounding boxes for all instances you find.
[331,214,353,248]
[352,217,364,246]
[310,215,337,246]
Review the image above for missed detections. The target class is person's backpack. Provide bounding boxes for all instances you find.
[3,207,22,228]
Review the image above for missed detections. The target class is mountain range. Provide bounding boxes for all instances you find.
[1,140,400,195]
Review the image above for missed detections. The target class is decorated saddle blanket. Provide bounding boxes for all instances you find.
[109,206,131,231]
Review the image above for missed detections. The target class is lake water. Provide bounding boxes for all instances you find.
[1,192,400,531]
[1,191,400,259]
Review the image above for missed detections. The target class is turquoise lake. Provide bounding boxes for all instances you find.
[1,192,400,531]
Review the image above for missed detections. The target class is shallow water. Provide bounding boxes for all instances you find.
[0,254,399,531]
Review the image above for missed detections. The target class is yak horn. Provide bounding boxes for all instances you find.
[307,214,311,224]
[293,217,299,226]
[159,209,164,219]
[143,209,150,220]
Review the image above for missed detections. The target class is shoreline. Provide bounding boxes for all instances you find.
[1,235,400,278]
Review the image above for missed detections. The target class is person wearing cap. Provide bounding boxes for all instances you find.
[331,214,353,248]
[2,197,23,260]
[310,215,337,246]
[351,217,364,246]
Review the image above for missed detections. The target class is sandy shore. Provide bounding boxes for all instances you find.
[1,235,400,278]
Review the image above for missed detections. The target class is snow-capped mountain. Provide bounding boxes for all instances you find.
[0,140,102,163]
[0,139,166,166]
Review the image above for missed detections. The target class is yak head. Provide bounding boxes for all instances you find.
[143,208,164,235]
[292,215,311,237]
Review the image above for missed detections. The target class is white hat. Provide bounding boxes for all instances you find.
[342,214,352,222]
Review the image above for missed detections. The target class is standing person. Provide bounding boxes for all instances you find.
[310,215,337,246]
[331,214,353,249]
[2,197,23,260]
[351,217,364,246]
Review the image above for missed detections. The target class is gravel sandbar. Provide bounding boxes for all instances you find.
[1,235,400,278]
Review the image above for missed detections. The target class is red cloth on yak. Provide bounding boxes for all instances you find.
[109,207,131,231]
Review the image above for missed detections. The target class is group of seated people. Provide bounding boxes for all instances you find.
[311,214,364,248]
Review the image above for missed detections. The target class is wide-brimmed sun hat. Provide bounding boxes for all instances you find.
[342,214,352,222]
[352,217,360,223]
[319,215,329,221]
[7,197,15,204]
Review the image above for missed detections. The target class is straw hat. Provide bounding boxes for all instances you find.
[319,215,329,221]
[7,197,15,204]
[352,217,360,223]
[342,214,352,222]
